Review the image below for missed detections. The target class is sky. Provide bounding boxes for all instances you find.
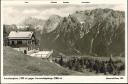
[2,1,125,25]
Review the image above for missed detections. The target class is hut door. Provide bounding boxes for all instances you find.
[12,41,14,45]
[24,50,27,54]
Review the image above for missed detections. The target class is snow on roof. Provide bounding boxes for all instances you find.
[8,31,33,39]
[30,50,53,58]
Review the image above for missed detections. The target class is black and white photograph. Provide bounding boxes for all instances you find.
[1,0,127,83]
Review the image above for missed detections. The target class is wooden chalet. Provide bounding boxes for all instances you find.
[8,31,36,54]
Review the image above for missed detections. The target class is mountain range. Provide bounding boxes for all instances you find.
[40,8,125,56]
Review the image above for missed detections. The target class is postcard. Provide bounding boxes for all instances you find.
[1,0,127,83]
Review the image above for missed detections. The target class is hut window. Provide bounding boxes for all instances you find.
[17,40,22,44]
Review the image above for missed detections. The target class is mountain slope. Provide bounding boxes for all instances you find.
[40,9,125,56]
[43,15,62,33]
[3,46,79,75]
[40,15,81,54]
[77,9,125,56]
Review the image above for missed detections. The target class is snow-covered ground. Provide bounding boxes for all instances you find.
[27,50,53,58]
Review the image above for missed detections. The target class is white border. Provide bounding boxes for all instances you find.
[1,1,4,83]
[1,0,127,83]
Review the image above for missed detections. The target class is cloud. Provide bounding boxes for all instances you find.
[23,9,39,14]
[111,4,125,11]
[3,7,25,25]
